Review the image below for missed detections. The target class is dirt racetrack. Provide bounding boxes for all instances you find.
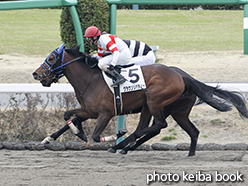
[0,149,247,186]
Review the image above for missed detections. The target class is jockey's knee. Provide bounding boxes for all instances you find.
[98,59,109,71]
[100,64,109,71]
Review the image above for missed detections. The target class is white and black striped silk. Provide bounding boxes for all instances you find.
[123,40,152,57]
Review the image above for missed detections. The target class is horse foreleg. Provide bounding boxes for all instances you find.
[92,114,113,142]
[64,109,90,142]
[41,117,87,144]
[41,124,69,144]
[76,118,89,142]
[66,118,89,142]
[100,129,128,142]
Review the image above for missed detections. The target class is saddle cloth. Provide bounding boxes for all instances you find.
[102,65,146,115]
[102,65,146,94]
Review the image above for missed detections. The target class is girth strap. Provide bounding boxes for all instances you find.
[113,85,122,115]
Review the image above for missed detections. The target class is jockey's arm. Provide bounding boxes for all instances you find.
[111,50,120,66]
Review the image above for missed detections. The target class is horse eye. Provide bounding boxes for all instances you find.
[48,57,53,61]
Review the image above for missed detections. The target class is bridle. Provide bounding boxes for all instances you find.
[38,43,97,97]
[40,43,83,83]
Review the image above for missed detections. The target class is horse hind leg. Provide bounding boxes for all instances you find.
[121,118,168,153]
[108,104,152,153]
[118,113,168,154]
[172,109,199,156]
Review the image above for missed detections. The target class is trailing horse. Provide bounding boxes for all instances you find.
[33,44,248,156]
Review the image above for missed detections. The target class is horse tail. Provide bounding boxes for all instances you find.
[182,76,248,118]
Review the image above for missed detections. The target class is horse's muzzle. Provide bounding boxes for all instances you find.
[32,72,39,80]
[33,72,47,81]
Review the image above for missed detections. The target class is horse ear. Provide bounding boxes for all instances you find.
[57,43,65,54]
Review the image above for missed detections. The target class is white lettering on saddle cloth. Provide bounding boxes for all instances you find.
[102,65,146,94]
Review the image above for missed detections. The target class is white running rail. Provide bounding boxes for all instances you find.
[0,83,74,93]
[0,83,247,93]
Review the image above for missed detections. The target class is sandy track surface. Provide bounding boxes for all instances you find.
[0,149,247,186]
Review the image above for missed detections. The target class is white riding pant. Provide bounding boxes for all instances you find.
[98,49,132,70]
[127,50,156,66]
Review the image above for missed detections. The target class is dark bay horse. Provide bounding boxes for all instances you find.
[32,44,248,156]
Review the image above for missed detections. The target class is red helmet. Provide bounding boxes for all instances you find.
[84,26,101,37]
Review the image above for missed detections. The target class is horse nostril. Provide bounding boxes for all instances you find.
[32,72,38,79]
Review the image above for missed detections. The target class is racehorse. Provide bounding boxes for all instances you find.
[32,44,248,156]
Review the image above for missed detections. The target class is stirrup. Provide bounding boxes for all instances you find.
[109,69,126,87]
[111,77,126,87]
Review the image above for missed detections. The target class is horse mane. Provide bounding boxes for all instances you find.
[65,45,99,68]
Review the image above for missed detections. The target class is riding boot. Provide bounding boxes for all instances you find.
[107,70,126,87]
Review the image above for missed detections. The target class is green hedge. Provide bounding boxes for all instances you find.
[118,4,243,10]
[60,0,109,53]
[0,0,244,10]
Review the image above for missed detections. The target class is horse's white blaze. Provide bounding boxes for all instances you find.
[100,134,117,142]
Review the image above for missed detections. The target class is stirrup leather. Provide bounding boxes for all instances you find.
[111,70,126,87]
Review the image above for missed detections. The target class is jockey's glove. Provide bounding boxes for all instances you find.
[107,65,115,71]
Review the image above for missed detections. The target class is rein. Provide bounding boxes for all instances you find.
[78,68,96,98]
[53,56,83,72]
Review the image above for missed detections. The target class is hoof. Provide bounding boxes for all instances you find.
[76,133,88,142]
[108,148,116,153]
[41,137,53,144]
[85,141,90,149]
[129,141,136,148]
[188,153,195,157]
[119,149,127,155]
[117,129,128,139]
[119,128,128,135]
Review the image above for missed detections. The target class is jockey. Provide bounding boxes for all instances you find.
[123,40,156,66]
[84,26,132,87]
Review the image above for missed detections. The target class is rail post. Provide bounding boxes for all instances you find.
[110,4,117,35]
[68,5,85,52]
[244,4,248,54]
[109,3,125,145]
